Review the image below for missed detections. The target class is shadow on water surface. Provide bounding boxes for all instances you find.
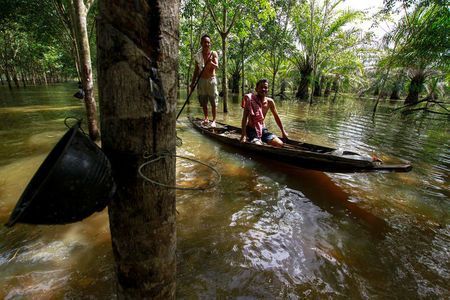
[203,139,390,237]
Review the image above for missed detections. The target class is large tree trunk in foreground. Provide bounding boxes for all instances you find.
[73,0,99,141]
[97,1,178,298]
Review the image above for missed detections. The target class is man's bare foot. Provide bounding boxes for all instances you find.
[201,119,209,126]
[210,121,216,128]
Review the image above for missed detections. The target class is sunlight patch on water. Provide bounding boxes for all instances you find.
[0,155,46,218]
[17,240,81,263]
[3,269,70,300]
[0,105,82,114]
[231,186,340,289]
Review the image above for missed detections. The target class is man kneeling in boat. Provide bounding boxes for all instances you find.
[240,79,288,147]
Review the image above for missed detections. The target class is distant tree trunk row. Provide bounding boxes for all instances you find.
[0,70,71,89]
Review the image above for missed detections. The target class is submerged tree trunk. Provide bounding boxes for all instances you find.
[98,0,178,298]
[405,72,425,104]
[324,77,331,97]
[231,68,239,94]
[4,68,12,89]
[296,64,312,100]
[390,83,401,100]
[20,70,27,87]
[332,76,339,101]
[73,0,99,141]
[313,75,322,97]
[12,67,20,88]
[271,68,278,99]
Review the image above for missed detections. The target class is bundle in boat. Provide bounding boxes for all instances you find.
[6,123,116,227]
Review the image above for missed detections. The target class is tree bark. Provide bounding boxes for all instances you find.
[97,0,178,298]
[313,76,322,97]
[4,68,12,89]
[12,67,20,88]
[271,68,277,99]
[73,0,100,141]
[221,32,228,112]
[296,67,312,100]
[405,72,425,104]
[20,70,27,87]
[324,78,331,97]
[231,68,239,93]
[390,83,401,100]
[332,76,339,101]
[240,38,246,95]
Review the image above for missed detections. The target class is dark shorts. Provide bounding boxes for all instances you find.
[246,126,277,143]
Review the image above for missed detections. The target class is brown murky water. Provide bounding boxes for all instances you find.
[0,84,449,299]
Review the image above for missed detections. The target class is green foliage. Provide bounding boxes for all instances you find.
[1,0,445,100]
[0,0,80,81]
[377,3,449,102]
[386,3,449,71]
[291,0,366,98]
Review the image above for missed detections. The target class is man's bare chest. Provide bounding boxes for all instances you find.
[261,101,270,116]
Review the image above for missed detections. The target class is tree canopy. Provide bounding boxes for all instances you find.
[1,0,448,108]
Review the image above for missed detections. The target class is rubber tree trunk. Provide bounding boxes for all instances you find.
[73,0,100,141]
[231,68,239,93]
[12,67,20,88]
[4,68,12,89]
[220,32,228,113]
[240,39,246,95]
[97,1,178,298]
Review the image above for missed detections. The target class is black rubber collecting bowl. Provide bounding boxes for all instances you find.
[6,124,116,226]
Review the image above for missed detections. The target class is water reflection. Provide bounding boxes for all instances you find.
[0,85,449,299]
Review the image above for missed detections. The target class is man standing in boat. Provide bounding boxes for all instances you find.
[240,79,288,147]
[190,34,219,127]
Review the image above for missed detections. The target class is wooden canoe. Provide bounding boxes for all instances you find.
[189,117,412,173]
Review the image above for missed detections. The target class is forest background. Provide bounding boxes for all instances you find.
[0,0,448,297]
[0,0,448,116]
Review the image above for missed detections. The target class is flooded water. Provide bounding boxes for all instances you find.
[0,83,449,299]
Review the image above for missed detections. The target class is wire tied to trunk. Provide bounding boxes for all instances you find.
[138,151,221,190]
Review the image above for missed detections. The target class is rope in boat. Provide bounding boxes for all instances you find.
[138,151,221,191]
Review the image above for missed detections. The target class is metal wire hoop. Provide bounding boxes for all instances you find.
[138,153,221,191]
[64,117,87,135]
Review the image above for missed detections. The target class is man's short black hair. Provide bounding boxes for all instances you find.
[256,78,269,88]
[201,34,211,42]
